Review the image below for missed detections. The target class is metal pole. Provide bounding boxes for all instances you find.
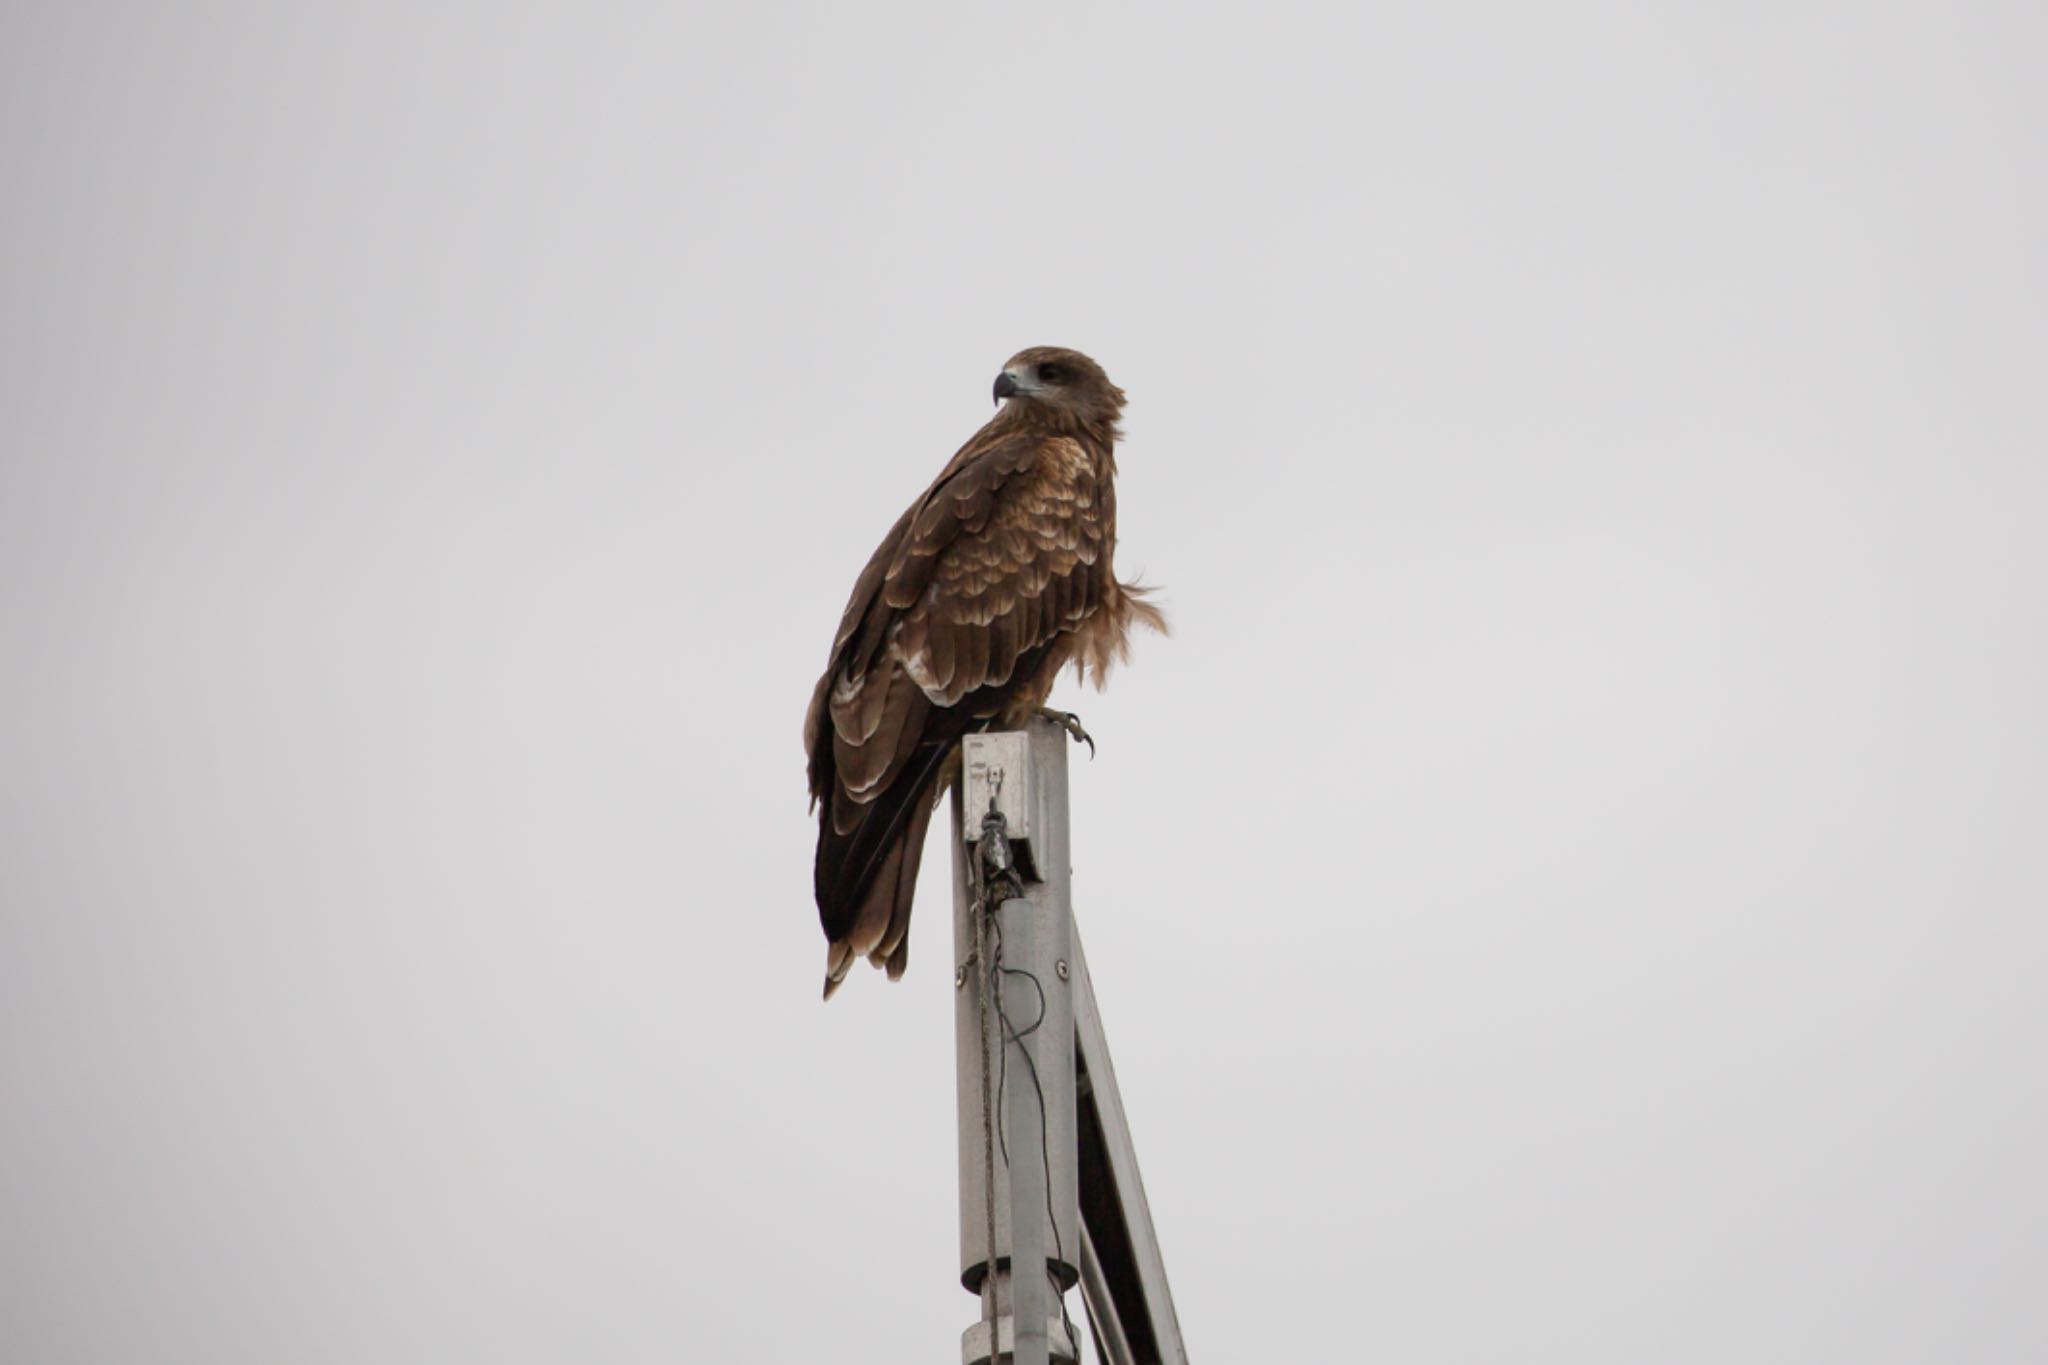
[1005,879,1050,1365]
[1078,1222,1138,1365]
[1072,927,1190,1364]
[953,720,1079,1365]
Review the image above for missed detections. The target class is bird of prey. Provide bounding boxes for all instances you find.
[804,346,1162,999]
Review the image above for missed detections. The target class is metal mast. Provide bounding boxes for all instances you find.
[952,718,1187,1365]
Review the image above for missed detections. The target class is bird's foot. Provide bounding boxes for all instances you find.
[1037,708,1095,758]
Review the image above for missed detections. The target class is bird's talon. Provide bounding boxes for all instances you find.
[1038,708,1096,757]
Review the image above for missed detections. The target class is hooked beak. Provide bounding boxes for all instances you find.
[992,371,1021,405]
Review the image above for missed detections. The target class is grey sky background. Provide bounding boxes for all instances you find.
[3,3,2045,1361]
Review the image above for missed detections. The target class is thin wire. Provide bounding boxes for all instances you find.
[975,776,1080,1361]
[971,837,1002,1358]
[990,914,1079,1357]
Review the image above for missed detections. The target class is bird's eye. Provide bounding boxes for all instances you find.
[1037,363,1067,385]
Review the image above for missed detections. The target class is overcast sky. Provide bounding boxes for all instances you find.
[3,3,2045,1362]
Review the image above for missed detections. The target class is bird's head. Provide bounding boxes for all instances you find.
[992,346,1126,437]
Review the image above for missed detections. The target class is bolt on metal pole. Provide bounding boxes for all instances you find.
[952,720,1079,1365]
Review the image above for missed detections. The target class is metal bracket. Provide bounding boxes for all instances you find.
[962,731,1037,875]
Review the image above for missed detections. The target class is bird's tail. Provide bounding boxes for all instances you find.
[820,767,943,1000]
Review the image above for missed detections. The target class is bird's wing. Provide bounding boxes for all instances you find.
[806,429,1111,957]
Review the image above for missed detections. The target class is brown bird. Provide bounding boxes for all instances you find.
[804,346,1163,999]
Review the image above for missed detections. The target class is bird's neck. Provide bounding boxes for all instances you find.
[1002,404,1122,452]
